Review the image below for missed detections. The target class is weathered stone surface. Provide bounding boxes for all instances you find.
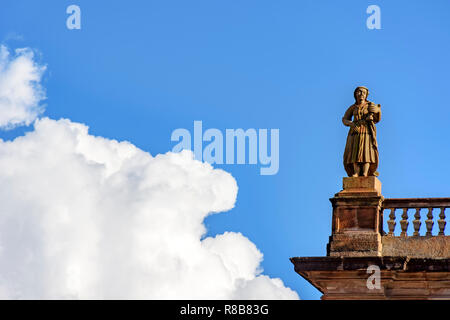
[291,256,450,272]
[382,236,450,258]
[328,232,382,257]
[327,177,384,257]
[332,202,382,232]
[338,176,382,197]
[290,256,450,300]
[330,177,383,233]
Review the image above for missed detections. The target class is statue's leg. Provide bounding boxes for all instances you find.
[362,163,370,177]
[352,163,359,177]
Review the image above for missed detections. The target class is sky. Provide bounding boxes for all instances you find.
[1,0,450,299]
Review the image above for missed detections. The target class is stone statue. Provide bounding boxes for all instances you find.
[342,86,381,177]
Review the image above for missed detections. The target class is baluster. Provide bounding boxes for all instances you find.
[438,208,447,236]
[387,208,396,236]
[412,208,421,236]
[400,208,409,237]
[425,207,434,236]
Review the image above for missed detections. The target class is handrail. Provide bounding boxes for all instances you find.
[382,198,449,237]
[383,198,450,209]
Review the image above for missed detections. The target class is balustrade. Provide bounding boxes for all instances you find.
[382,198,449,237]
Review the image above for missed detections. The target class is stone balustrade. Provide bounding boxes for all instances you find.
[293,178,450,300]
[382,198,449,237]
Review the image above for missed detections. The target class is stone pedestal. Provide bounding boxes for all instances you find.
[327,177,383,257]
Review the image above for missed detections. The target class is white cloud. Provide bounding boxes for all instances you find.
[0,45,46,129]
[0,118,298,299]
[0,46,299,299]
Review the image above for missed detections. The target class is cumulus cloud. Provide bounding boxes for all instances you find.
[0,46,298,299]
[0,45,46,129]
[0,118,298,299]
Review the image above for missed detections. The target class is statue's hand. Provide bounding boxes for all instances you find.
[368,104,380,113]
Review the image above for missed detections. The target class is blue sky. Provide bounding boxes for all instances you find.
[1,0,450,299]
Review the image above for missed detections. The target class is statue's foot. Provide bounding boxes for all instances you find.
[351,173,358,177]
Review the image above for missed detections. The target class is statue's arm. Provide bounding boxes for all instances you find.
[374,104,381,123]
[342,106,354,127]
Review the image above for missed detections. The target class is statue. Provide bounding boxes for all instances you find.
[342,86,381,177]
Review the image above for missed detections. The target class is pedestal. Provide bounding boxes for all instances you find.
[327,177,384,257]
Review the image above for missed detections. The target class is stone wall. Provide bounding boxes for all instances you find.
[382,236,450,258]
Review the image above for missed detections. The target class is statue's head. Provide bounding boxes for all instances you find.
[354,86,369,102]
